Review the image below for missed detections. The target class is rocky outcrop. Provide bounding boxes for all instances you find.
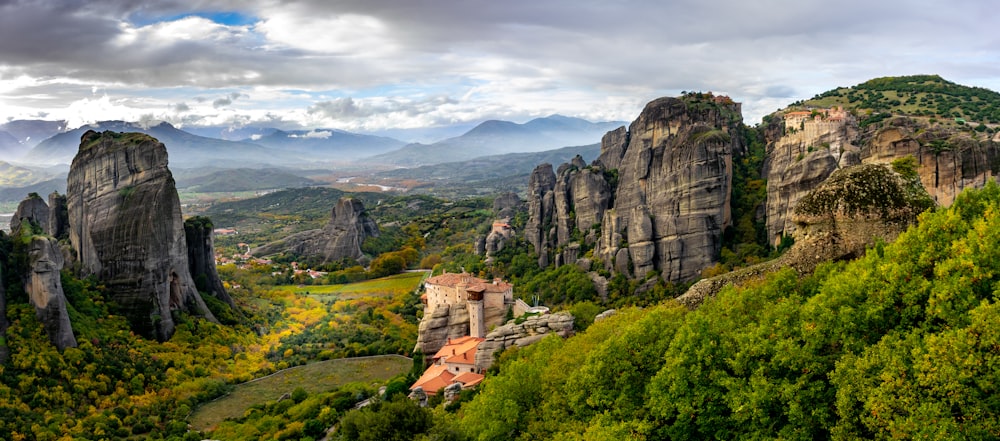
[764,112,1000,246]
[860,118,998,207]
[524,95,742,284]
[763,108,860,246]
[47,192,69,239]
[184,216,236,310]
[67,130,216,340]
[678,163,933,308]
[414,303,471,356]
[474,312,574,372]
[492,192,524,219]
[525,164,557,267]
[10,194,49,234]
[252,197,379,264]
[25,235,77,350]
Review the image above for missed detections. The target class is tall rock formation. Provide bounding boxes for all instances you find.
[525,94,743,283]
[47,192,69,239]
[184,216,237,310]
[67,130,216,340]
[25,235,77,350]
[10,193,50,234]
[763,107,860,245]
[252,197,379,263]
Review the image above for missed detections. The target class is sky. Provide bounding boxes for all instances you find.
[1,0,999,136]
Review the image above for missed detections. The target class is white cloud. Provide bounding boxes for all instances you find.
[290,130,332,139]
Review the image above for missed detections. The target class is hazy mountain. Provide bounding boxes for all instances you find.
[0,120,68,147]
[23,121,297,168]
[374,143,601,196]
[364,115,623,167]
[173,167,322,192]
[245,129,405,160]
[0,131,20,158]
[182,125,279,141]
[0,177,66,204]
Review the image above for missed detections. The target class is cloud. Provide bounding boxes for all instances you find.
[290,130,332,139]
[1,0,999,128]
[173,102,190,112]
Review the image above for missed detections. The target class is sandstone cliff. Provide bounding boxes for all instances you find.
[252,197,379,264]
[860,117,998,207]
[25,235,77,350]
[67,130,216,340]
[474,312,574,372]
[185,216,236,310]
[414,303,471,356]
[525,95,742,283]
[678,162,933,308]
[763,111,998,245]
[763,108,860,245]
[48,192,69,240]
[10,193,50,234]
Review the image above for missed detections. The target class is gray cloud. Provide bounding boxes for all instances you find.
[0,0,998,126]
[173,102,190,112]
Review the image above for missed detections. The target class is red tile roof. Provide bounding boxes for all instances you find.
[425,272,513,293]
[433,336,483,365]
[411,364,455,395]
[453,372,485,388]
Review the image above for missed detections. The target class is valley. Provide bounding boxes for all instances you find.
[2,75,1000,440]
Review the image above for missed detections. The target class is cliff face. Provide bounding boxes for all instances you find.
[47,192,69,240]
[678,162,933,308]
[184,216,236,310]
[474,312,574,372]
[26,235,77,350]
[763,109,860,246]
[764,112,999,245]
[414,303,471,356]
[67,130,216,340]
[252,197,379,263]
[525,96,742,283]
[860,118,998,207]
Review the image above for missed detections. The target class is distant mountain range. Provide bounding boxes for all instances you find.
[0,120,68,159]
[244,129,405,160]
[23,121,294,168]
[365,115,624,166]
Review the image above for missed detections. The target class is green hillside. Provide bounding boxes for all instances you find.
[795,74,1000,125]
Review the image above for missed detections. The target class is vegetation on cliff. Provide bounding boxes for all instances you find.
[797,74,1000,130]
[439,182,1000,440]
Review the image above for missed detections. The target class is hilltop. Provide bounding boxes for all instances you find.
[791,74,1000,128]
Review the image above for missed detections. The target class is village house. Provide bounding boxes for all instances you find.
[421,272,514,338]
[410,336,486,395]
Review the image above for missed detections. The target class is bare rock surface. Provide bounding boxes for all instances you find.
[414,303,471,357]
[185,216,236,310]
[26,235,77,350]
[67,130,216,340]
[474,311,574,372]
[253,197,379,263]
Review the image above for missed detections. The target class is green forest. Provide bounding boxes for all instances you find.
[336,180,1000,440]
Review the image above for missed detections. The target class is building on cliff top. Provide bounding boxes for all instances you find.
[411,336,486,395]
[421,272,514,338]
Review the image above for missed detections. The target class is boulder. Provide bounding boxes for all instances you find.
[67,130,217,340]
